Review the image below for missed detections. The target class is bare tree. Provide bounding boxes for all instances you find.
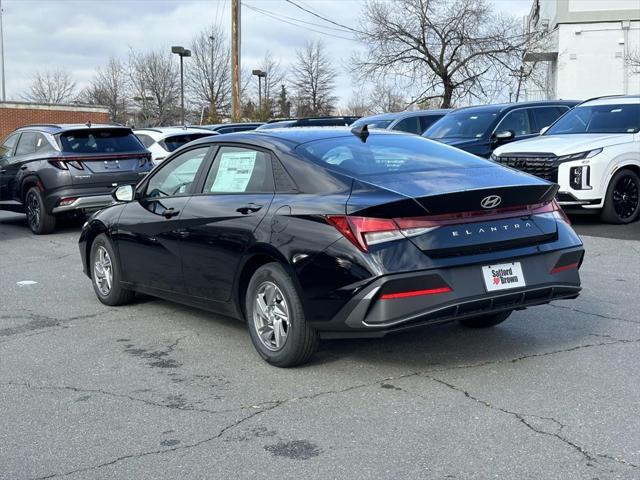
[187,25,231,123]
[23,68,76,104]
[370,81,407,113]
[253,51,286,119]
[128,49,180,127]
[625,50,640,75]
[292,40,338,116]
[347,87,373,116]
[353,0,531,108]
[78,58,129,123]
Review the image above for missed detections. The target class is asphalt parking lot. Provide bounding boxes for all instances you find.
[1,210,639,480]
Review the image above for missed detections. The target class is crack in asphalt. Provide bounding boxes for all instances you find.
[548,303,640,325]
[0,312,105,345]
[417,374,638,471]
[2,252,75,269]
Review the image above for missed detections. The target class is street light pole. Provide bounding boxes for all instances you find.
[0,0,6,101]
[252,69,266,118]
[172,46,191,126]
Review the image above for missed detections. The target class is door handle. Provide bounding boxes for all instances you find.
[0,169,6,174]
[20,165,27,170]
[162,208,180,219]
[236,203,263,214]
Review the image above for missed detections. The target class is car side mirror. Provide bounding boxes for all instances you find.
[539,126,550,135]
[494,130,514,142]
[112,184,134,203]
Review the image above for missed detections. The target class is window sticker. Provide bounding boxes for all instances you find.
[211,150,257,192]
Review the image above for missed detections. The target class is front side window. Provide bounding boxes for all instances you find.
[0,133,19,158]
[546,104,640,135]
[203,146,274,194]
[495,110,532,137]
[145,147,210,198]
[531,107,568,132]
[419,115,443,133]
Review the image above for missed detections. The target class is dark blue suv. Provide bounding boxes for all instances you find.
[0,124,152,234]
[423,101,579,158]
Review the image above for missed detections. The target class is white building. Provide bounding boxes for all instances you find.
[524,0,640,100]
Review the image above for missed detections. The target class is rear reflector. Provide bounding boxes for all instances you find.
[550,262,578,274]
[58,197,78,207]
[380,286,452,300]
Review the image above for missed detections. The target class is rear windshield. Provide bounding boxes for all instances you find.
[546,103,640,135]
[296,134,490,175]
[60,129,145,154]
[424,111,498,139]
[162,133,213,152]
[351,118,394,129]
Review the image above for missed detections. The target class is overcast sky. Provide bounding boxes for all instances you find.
[0,0,532,106]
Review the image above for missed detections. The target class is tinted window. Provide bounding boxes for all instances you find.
[162,133,213,152]
[393,116,421,134]
[351,118,394,129]
[531,107,568,132]
[257,121,296,130]
[297,134,490,175]
[60,129,145,154]
[136,133,155,148]
[203,146,274,194]
[0,133,19,158]
[16,132,37,155]
[495,109,532,137]
[419,114,443,133]
[424,111,498,139]
[546,104,640,135]
[146,147,209,198]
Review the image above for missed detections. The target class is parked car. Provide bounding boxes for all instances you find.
[201,122,264,134]
[350,109,450,135]
[79,127,584,367]
[134,127,217,165]
[424,100,579,158]
[256,116,359,130]
[0,123,152,234]
[492,95,640,224]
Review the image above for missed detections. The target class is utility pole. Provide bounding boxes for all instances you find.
[231,0,241,121]
[0,0,6,101]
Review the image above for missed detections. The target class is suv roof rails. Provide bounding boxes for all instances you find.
[16,123,61,130]
[578,94,638,105]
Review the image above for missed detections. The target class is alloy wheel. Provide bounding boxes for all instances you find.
[253,281,290,351]
[26,191,41,231]
[94,246,113,296]
[612,174,639,220]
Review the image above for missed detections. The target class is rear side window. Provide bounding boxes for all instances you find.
[297,134,490,175]
[15,132,54,155]
[203,146,274,194]
[161,133,213,152]
[531,107,568,132]
[393,116,421,134]
[60,129,145,154]
[136,133,155,148]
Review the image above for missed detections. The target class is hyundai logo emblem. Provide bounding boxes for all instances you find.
[480,195,502,209]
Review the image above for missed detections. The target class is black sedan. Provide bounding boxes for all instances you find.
[79,127,584,367]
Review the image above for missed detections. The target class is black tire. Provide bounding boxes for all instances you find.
[25,187,56,234]
[89,234,135,306]
[245,263,319,367]
[600,169,640,224]
[459,310,512,328]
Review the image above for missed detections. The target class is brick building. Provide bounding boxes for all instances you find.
[0,101,110,140]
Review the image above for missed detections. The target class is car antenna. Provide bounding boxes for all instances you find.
[350,123,369,142]
[85,121,92,128]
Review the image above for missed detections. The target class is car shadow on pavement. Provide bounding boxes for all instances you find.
[0,212,86,239]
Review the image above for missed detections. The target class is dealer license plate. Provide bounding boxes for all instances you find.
[482,262,526,292]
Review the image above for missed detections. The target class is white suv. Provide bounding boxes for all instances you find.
[134,127,217,165]
[492,95,640,224]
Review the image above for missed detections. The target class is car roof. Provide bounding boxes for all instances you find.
[579,94,640,107]
[15,123,130,134]
[357,109,451,122]
[451,100,580,115]
[183,126,409,150]
[133,127,215,138]
[202,122,264,129]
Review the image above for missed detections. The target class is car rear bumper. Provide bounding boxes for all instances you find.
[44,186,124,214]
[52,194,114,213]
[314,246,584,338]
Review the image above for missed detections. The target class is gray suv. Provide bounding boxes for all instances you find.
[0,123,152,234]
[350,109,450,135]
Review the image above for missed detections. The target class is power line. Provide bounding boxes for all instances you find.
[246,3,354,34]
[284,0,366,35]
[243,2,356,41]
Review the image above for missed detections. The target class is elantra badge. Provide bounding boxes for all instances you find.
[480,195,502,209]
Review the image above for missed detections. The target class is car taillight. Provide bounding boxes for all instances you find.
[327,201,569,252]
[47,159,83,170]
[58,197,78,207]
[139,155,151,167]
